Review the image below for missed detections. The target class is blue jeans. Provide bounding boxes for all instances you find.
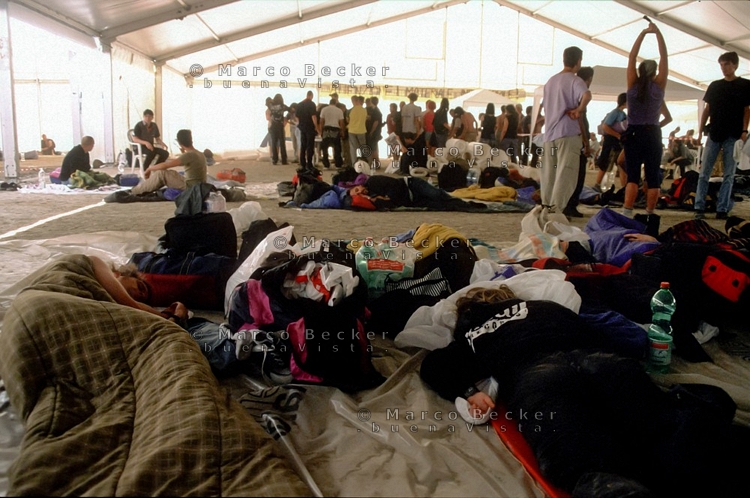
[695,136,738,213]
[186,318,237,371]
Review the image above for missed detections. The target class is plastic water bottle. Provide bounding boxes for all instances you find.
[466,167,479,186]
[356,238,382,297]
[117,153,126,174]
[38,168,46,189]
[647,282,676,374]
[204,192,227,213]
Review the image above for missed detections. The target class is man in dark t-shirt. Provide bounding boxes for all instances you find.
[295,91,319,170]
[132,109,169,170]
[60,136,95,182]
[694,51,750,219]
[366,97,384,164]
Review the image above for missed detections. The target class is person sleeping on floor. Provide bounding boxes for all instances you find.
[419,285,747,497]
[346,175,488,212]
[33,254,290,383]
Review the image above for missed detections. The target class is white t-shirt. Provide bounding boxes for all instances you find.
[319,105,344,129]
[401,103,422,134]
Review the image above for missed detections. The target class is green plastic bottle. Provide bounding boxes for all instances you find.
[647,282,676,374]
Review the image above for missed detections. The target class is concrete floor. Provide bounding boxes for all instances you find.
[1,153,746,246]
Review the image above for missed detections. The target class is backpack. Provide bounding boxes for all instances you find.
[237,218,295,268]
[673,170,699,207]
[438,160,469,192]
[479,166,505,188]
[271,105,286,123]
[292,171,331,205]
[163,212,238,258]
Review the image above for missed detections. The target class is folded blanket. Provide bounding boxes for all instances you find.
[451,184,517,202]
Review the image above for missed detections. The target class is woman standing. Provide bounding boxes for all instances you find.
[621,22,671,217]
[432,98,451,148]
[497,105,520,163]
[268,94,289,165]
[479,103,497,147]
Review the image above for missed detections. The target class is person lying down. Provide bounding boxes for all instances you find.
[419,285,747,496]
[347,175,488,212]
[23,254,290,383]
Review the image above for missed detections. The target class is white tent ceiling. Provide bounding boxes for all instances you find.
[8,0,750,93]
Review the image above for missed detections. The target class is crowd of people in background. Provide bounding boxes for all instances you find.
[261,90,539,176]
[247,20,750,222]
[541,22,750,222]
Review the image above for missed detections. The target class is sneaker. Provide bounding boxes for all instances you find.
[716,212,728,220]
[249,331,292,385]
[694,210,706,220]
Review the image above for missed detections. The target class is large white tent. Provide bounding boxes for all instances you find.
[1,0,749,180]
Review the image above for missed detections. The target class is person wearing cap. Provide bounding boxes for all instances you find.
[330,92,339,105]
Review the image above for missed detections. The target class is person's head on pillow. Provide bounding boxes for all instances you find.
[345,185,376,210]
[111,262,151,302]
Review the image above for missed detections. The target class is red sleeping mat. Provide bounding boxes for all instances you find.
[490,403,571,498]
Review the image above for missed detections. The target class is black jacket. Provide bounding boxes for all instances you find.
[60,145,91,181]
[420,299,602,401]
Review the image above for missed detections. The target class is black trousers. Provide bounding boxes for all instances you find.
[269,122,287,164]
[299,129,316,169]
[321,129,343,169]
[566,152,587,210]
[142,146,169,169]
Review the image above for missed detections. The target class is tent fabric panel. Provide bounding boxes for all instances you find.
[669,46,734,86]
[530,0,641,38]
[33,0,176,33]
[194,0,326,36]
[170,45,238,75]
[111,45,155,157]
[116,16,217,58]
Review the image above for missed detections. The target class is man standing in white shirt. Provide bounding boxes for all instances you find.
[318,99,345,169]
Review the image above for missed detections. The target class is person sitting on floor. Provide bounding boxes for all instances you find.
[59,136,94,183]
[40,134,56,155]
[131,129,207,195]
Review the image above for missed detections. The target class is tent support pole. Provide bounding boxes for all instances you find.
[0,0,19,180]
